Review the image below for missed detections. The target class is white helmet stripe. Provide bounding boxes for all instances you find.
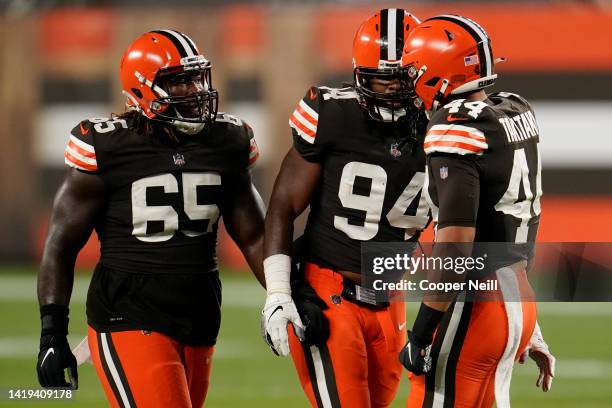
[161,29,196,57]
[437,14,493,77]
[387,8,397,60]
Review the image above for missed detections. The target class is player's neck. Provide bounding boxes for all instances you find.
[464,90,487,102]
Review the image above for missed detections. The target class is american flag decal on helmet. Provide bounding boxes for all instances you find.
[464,54,479,66]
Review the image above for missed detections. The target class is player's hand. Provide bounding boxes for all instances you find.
[519,324,555,392]
[261,292,305,356]
[399,330,432,375]
[292,280,329,347]
[37,334,78,389]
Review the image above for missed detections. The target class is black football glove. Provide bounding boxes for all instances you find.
[37,304,78,389]
[292,280,330,347]
[398,303,444,376]
[399,330,432,375]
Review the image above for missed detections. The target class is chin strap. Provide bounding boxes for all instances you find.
[374,106,410,122]
[171,120,205,135]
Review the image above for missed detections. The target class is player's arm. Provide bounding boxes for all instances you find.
[400,154,479,375]
[37,168,106,388]
[261,147,323,356]
[519,322,556,391]
[265,147,321,258]
[221,169,266,287]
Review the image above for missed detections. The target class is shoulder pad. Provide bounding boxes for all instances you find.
[65,119,100,172]
[425,100,491,156]
[215,112,244,127]
[318,86,359,101]
[289,86,321,144]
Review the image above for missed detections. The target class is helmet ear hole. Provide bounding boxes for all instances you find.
[425,77,440,87]
[131,88,143,98]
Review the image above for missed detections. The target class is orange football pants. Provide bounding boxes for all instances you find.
[88,327,214,408]
[406,267,537,408]
[288,263,407,408]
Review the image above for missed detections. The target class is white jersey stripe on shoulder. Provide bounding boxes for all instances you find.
[69,135,95,153]
[429,124,486,138]
[425,134,488,149]
[64,157,92,171]
[289,119,315,144]
[292,110,317,133]
[66,145,98,165]
[388,8,397,60]
[161,30,195,57]
[298,100,319,122]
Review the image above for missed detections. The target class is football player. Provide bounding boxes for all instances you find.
[261,9,430,407]
[36,30,265,408]
[398,15,555,407]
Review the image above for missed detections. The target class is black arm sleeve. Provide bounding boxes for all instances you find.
[429,154,480,229]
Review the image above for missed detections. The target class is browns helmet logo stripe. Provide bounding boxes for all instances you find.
[379,8,406,61]
[433,15,493,78]
[151,30,198,58]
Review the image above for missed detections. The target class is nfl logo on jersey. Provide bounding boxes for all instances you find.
[389,143,402,158]
[440,166,448,179]
[173,153,186,166]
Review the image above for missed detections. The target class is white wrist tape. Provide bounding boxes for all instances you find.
[264,254,292,295]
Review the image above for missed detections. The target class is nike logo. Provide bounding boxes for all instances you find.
[40,348,55,367]
[80,123,90,135]
[447,114,466,122]
[267,305,283,323]
[398,321,407,331]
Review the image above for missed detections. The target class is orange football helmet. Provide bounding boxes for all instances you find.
[119,30,218,131]
[402,15,498,111]
[352,8,421,121]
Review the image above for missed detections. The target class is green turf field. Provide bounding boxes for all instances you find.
[1,268,611,407]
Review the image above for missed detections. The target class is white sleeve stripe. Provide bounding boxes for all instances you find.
[298,99,319,121]
[429,124,485,138]
[292,110,318,133]
[424,134,488,148]
[424,145,484,156]
[66,146,98,165]
[64,157,92,171]
[289,120,315,144]
[69,135,95,153]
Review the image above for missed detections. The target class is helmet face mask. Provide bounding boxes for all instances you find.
[153,65,218,125]
[120,30,219,134]
[354,66,415,108]
[352,8,421,123]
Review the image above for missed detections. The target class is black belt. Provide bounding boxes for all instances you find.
[341,278,390,310]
